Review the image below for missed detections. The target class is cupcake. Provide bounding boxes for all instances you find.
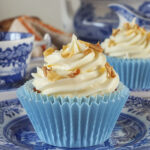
[17,35,129,148]
[101,20,150,90]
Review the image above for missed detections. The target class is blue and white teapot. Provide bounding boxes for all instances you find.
[109,2,150,30]
[74,0,119,43]
[61,0,150,43]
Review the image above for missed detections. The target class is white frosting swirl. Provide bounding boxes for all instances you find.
[102,21,150,58]
[32,35,119,97]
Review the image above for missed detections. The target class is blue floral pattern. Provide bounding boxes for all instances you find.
[0,57,43,90]
[0,32,34,88]
[0,99,23,124]
[0,43,33,68]
[139,2,150,18]
[109,3,150,30]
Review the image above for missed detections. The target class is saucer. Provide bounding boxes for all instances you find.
[0,96,150,150]
[0,57,43,101]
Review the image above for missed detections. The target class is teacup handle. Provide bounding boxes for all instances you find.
[33,33,51,49]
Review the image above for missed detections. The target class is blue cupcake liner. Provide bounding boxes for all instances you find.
[107,56,150,90]
[17,80,129,148]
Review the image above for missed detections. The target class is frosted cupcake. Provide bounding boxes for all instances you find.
[17,35,129,148]
[102,20,150,90]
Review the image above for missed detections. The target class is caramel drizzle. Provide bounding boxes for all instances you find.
[89,42,103,53]
[147,33,150,40]
[42,66,52,77]
[47,70,63,81]
[125,29,135,36]
[42,66,81,81]
[42,66,47,77]
[61,50,74,58]
[61,41,103,58]
[124,23,131,30]
[43,48,55,57]
[112,29,120,36]
[68,68,80,78]
[105,63,116,78]
[78,40,90,47]
[140,28,146,36]
[61,44,75,58]
[42,66,62,81]
[83,49,93,55]
[123,22,146,36]
[108,40,117,47]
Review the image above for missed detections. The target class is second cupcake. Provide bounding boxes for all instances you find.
[102,20,150,90]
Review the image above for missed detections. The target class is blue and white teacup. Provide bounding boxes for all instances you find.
[0,32,51,89]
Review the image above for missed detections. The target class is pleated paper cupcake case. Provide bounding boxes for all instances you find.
[17,80,129,148]
[107,56,150,90]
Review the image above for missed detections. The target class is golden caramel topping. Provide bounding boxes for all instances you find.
[99,67,106,74]
[42,66,47,77]
[89,42,103,53]
[108,40,117,47]
[42,65,63,81]
[125,29,134,36]
[61,39,103,58]
[43,48,55,57]
[146,33,150,42]
[105,63,116,78]
[124,23,130,30]
[112,29,120,36]
[68,68,80,78]
[83,49,93,55]
[78,40,90,47]
[47,70,63,81]
[145,38,149,48]
[61,43,75,58]
[123,23,146,36]
[42,66,52,77]
[133,24,139,30]
[62,45,68,51]
[47,65,53,68]
[140,27,146,35]
[61,50,74,58]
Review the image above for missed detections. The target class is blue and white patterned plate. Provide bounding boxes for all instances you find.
[0,96,150,150]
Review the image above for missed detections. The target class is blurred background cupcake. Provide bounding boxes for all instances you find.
[101,20,150,90]
[17,35,129,148]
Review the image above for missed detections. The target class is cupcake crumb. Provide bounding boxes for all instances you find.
[33,87,41,93]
